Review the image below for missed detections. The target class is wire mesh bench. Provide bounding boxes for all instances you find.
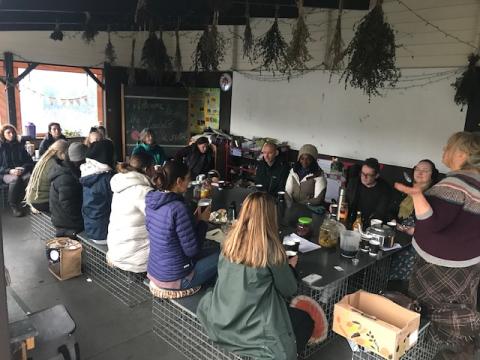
[351,321,439,360]
[76,234,151,307]
[152,287,252,360]
[0,183,8,209]
[29,211,56,242]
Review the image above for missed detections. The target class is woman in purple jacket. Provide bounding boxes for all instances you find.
[146,161,219,293]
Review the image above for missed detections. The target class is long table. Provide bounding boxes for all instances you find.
[192,186,411,357]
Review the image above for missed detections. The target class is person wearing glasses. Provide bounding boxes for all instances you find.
[345,157,392,227]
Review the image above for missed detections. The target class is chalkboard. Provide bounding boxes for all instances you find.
[122,87,189,157]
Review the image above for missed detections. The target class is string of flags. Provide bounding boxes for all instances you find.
[20,85,89,106]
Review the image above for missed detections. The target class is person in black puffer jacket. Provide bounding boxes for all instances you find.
[49,142,87,238]
[0,124,34,216]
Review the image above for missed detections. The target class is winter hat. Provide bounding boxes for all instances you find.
[298,144,319,161]
[86,139,114,168]
[68,142,87,162]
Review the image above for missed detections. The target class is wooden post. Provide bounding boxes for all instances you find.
[4,52,17,128]
[0,216,12,360]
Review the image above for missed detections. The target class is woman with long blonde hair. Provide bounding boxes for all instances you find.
[25,139,68,212]
[197,192,314,360]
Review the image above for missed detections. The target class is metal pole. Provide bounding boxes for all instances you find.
[4,52,17,128]
[0,214,12,360]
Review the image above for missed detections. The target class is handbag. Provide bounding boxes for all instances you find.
[379,290,421,313]
[45,238,83,281]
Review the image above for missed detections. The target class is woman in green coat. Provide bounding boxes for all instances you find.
[132,128,166,166]
[197,192,313,359]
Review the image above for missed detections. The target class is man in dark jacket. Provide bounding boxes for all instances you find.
[49,142,87,238]
[346,157,392,226]
[39,122,66,156]
[255,142,290,196]
[175,137,215,179]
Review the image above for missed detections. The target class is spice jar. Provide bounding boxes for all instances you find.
[296,217,312,238]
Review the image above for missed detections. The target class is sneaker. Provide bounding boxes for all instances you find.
[11,206,24,217]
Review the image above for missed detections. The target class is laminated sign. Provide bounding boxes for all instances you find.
[333,290,420,360]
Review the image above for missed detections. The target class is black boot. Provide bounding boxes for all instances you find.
[11,205,25,217]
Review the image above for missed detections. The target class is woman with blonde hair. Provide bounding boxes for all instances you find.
[395,131,480,359]
[25,139,68,212]
[197,192,314,359]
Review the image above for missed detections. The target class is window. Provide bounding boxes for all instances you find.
[18,67,101,136]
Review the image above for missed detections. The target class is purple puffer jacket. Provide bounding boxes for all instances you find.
[146,190,208,282]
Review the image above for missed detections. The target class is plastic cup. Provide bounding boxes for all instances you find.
[340,230,361,258]
[198,198,212,212]
[285,250,298,259]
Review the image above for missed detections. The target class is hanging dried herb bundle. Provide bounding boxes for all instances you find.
[82,12,99,44]
[452,53,480,110]
[135,0,148,25]
[141,30,158,77]
[287,0,312,70]
[50,22,63,41]
[104,30,117,65]
[342,2,400,99]
[193,11,226,71]
[325,0,345,71]
[128,37,136,86]
[256,7,289,73]
[174,27,183,82]
[243,2,254,62]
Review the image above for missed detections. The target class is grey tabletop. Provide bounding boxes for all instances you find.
[199,186,412,289]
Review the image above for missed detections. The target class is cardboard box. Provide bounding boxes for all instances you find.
[333,290,420,360]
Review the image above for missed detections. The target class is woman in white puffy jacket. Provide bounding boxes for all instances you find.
[106,153,154,273]
[285,144,327,205]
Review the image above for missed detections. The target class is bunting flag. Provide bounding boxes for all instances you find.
[20,85,89,106]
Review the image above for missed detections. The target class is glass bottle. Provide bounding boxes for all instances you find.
[318,213,339,248]
[352,211,363,232]
[337,188,348,225]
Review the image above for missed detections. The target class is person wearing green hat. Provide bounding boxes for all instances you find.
[285,144,326,205]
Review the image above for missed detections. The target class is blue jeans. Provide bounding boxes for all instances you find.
[180,250,219,289]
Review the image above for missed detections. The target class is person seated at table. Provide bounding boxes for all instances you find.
[0,124,34,217]
[197,192,314,359]
[285,144,326,205]
[25,140,68,213]
[132,128,166,166]
[49,142,87,238]
[146,161,218,294]
[84,127,101,148]
[394,159,439,235]
[255,142,290,196]
[107,153,154,273]
[395,131,480,360]
[80,140,115,244]
[175,136,215,179]
[388,159,439,285]
[345,157,392,226]
[39,122,67,156]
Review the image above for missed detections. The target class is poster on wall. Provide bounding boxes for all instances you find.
[189,88,220,134]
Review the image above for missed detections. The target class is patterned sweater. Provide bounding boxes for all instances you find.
[413,170,480,268]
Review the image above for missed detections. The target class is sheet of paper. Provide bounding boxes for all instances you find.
[284,233,321,253]
[206,229,226,244]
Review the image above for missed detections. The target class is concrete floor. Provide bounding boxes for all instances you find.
[3,209,352,360]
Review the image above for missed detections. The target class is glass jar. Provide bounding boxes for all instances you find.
[296,217,312,238]
[318,214,339,248]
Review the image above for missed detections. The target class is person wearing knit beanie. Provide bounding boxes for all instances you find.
[285,144,327,205]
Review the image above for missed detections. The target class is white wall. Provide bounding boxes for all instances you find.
[231,69,465,173]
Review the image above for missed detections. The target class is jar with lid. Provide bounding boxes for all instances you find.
[296,217,312,238]
[318,214,339,248]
